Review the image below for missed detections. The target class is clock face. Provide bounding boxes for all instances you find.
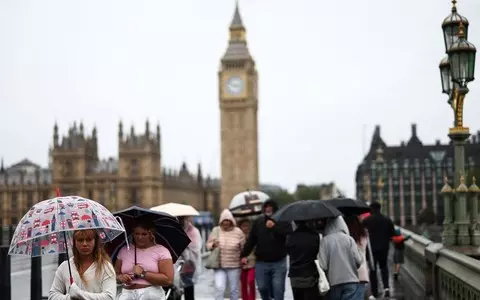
[226,76,244,95]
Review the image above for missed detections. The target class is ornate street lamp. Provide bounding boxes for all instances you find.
[439,56,452,95]
[439,1,477,247]
[442,0,469,53]
[447,21,476,130]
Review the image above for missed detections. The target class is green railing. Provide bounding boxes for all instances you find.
[399,227,480,300]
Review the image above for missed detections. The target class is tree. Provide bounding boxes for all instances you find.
[294,184,321,200]
[268,189,295,207]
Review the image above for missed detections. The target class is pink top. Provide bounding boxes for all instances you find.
[118,244,172,285]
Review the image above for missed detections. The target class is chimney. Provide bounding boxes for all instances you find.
[435,139,441,145]
[411,123,417,136]
[400,141,405,147]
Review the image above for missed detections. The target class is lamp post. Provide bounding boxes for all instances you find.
[439,0,478,246]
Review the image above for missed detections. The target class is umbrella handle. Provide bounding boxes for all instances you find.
[62,231,74,284]
[56,188,61,197]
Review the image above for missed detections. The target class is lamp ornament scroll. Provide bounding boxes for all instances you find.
[450,21,468,132]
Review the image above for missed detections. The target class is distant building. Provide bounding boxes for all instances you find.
[0,122,220,226]
[317,182,343,200]
[355,124,480,226]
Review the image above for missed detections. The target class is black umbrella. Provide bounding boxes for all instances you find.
[272,200,342,222]
[105,206,190,263]
[327,198,371,216]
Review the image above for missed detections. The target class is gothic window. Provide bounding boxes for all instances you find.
[11,192,18,214]
[392,160,398,178]
[447,157,453,174]
[414,159,420,178]
[371,162,376,178]
[131,159,139,176]
[98,190,106,205]
[64,161,73,177]
[403,159,409,175]
[130,188,139,205]
[468,156,475,168]
[27,192,33,208]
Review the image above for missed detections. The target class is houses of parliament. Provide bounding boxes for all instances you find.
[0,3,261,226]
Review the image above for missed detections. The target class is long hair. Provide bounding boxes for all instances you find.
[72,229,112,284]
[344,215,367,243]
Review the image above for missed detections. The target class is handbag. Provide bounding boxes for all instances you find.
[204,227,220,269]
[314,234,330,295]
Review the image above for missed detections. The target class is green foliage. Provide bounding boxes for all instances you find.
[294,184,321,200]
[268,189,296,207]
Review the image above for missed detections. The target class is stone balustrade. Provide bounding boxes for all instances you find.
[399,227,480,299]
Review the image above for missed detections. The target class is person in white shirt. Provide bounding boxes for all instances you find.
[48,229,117,300]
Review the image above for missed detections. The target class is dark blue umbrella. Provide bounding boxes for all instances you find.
[272,200,342,222]
[327,198,371,216]
[105,206,190,263]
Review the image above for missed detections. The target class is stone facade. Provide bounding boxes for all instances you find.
[355,124,480,227]
[0,121,220,226]
[219,3,259,209]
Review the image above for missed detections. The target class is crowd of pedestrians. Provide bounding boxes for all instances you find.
[203,199,401,300]
[43,197,401,300]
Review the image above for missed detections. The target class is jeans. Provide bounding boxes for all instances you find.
[369,249,389,297]
[327,283,364,300]
[214,268,241,300]
[117,286,166,300]
[255,258,287,300]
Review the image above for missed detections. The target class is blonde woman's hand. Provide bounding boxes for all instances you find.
[69,283,86,300]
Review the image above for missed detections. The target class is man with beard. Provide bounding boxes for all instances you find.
[241,199,291,300]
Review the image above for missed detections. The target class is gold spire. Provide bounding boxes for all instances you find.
[458,20,465,38]
[452,0,456,8]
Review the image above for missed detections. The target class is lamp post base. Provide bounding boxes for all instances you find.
[442,223,456,246]
[471,232,480,246]
[457,223,470,245]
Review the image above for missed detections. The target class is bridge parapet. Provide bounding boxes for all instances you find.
[399,227,480,299]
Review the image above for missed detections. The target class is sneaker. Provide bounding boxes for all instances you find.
[384,288,390,297]
[368,296,376,300]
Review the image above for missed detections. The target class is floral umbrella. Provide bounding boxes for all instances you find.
[9,195,125,257]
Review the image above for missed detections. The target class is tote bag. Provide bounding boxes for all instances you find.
[314,234,330,295]
[204,227,220,269]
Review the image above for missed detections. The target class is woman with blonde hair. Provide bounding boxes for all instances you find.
[115,219,174,300]
[48,229,117,300]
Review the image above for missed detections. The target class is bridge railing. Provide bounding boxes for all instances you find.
[399,227,480,299]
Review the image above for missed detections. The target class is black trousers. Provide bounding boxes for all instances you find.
[184,285,194,300]
[369,249,389,297]
[292,286,323,300]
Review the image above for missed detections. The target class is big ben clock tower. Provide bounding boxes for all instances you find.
[219,2,259,209]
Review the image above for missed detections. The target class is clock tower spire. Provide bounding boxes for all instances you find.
[219,1,259,210]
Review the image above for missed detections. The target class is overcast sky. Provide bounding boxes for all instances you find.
[1,0,479,196]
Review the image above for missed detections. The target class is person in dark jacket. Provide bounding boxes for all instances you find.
[241,199,291,300]
[362,202,395,298]
[286,221,322,300]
